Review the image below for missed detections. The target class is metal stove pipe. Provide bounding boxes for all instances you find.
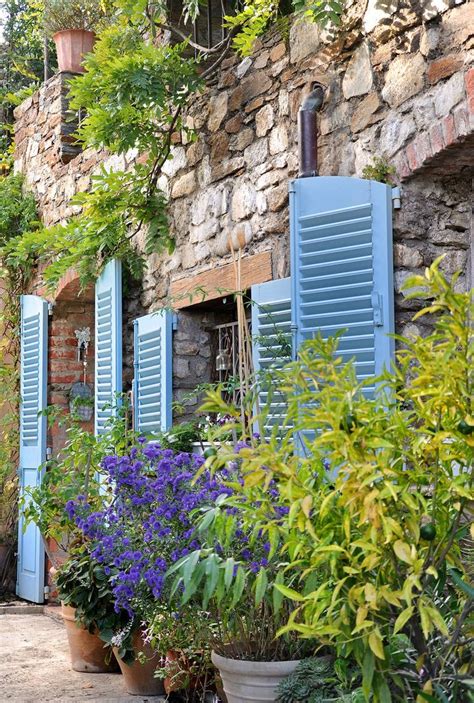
[298,82,325,178]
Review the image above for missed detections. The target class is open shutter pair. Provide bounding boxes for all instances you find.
[252,176,395,421]
[94,260,172,436]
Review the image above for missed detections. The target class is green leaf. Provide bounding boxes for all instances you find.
[393,606,414,635]
[361,649,375,701]
[182,550,201,588]
[368,628,385,660]
[231,566,246,607]
[448,568,474,598]
[223,558,235,590]
[254,567,268,606]
[274,584,305,602]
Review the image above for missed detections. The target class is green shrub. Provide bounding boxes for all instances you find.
[191,260,473,702]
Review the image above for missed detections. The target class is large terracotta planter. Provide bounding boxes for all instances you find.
[113,630,165,696]
[211,651,300,703]
[53,29,95,73]
[61,604,118,673]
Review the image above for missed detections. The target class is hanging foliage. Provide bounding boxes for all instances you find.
[6,0,347,290]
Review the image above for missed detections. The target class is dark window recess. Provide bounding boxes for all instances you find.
[167,0,241,54]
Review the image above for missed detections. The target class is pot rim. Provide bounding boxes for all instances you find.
[53,29,96,40]
[211,650,301,675]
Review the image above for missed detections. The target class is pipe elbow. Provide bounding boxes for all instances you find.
[300,83,325,113]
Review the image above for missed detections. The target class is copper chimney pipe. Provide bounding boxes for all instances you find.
[298,83,325,178]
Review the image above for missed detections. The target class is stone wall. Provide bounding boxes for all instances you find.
[13,0,474,412]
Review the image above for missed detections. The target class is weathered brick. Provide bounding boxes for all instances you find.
[427,55,464,85]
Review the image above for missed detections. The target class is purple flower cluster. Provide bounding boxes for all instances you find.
[68,442,233,617]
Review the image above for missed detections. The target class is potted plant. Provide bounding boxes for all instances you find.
[21,409,134,672]
[55,546,121,673]
[44,0,107,74]
[194,262,474,702]
[67,440,228,698]
[168,447,316,703]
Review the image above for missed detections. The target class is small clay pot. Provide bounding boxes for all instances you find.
[113,630,165,696]
[53,29,95,73]
[61,604,118,673]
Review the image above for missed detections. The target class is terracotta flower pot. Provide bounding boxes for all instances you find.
[53,29,95,74]
[113,630,165,697]
[61,604,118,673]
[211,651,300,703]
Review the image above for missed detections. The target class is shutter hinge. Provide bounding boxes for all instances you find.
[46,447,52,459]
[372,292,383,326]
[48,302,54,316]
[172,313,178,331]
[392,186,401,209]
[288,180,296,194]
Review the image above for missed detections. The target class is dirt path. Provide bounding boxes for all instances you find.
[0,613,164,702]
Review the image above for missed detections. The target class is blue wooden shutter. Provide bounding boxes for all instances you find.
[17,294,48,603]
[251,277,292,434]
[290,176,394,386]
[95,259,122,435]
[133,311,172,434]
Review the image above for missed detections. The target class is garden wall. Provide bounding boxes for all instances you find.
[13,0,474,410]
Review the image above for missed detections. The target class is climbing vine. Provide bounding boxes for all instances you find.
[6,0,347,291]
[0,174,39,583]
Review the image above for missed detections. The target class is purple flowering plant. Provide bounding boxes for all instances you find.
[67,439,234,625]
[167,437,315,662]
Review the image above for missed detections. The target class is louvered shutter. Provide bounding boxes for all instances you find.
[251,277,292,435]
[17,295,48,603]
[290,176,394,386]
[95,259,122,435]
[133,311,172,434]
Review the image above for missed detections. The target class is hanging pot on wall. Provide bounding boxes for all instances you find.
[53,29,95,74]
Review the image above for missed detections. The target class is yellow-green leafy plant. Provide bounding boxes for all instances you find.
[198,260,473,702]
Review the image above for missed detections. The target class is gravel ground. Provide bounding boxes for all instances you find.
[0,613,165,702]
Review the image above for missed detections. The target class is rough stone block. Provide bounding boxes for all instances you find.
[269,124,288,154]
[342,42,373,98]
[231,182,257,221]
[382,52,426,107]
[255,104,275,137]
[379,114,416,156]
[171,171,196,199]
[289,19,320,64]
[351,93,384,133]
[244,138,269,167]
[207,92,229,132]
[433,71,465,118]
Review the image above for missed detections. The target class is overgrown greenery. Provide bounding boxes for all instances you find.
[0,1,52,171]
[6,0,348,289]
[276,657,363,702]
[175,261,473,702]
[22,397,135,558]
[0,174,39,585]
[361,156,396,185]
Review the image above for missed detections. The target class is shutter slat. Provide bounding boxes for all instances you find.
[94,260,122,435]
